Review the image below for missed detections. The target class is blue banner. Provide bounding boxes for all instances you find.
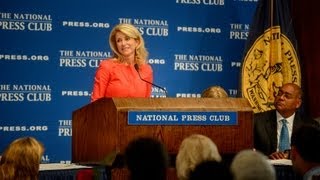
[0,0,258,162]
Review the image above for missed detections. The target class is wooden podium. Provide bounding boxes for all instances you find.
[72,97,253,163]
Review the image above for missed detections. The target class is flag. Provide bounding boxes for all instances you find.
[240,0,301,113]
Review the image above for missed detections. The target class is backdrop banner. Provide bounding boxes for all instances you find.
[0,0,257,163]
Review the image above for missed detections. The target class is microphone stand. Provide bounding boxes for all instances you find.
[134,64,168,97]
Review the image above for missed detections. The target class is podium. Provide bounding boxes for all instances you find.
[72,97,253,163]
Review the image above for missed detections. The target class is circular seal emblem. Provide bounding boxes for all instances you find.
[241,26,301,113]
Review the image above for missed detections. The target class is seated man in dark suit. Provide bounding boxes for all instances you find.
[254,83,318,159]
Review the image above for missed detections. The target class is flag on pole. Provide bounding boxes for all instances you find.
[241,0,301,113]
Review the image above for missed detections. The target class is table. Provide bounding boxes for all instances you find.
[38,161,301,180]
[39,163,107,180]
[271,159,302,180]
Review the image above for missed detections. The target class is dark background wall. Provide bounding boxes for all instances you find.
[292,0,320,119]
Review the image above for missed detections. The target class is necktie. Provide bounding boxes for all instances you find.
[279,119,290,151]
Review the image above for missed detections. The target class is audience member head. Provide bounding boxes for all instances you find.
[201,85,228,98]
[109,23,148,65]
[124,137,169,180]
[176,134,222,180]
[0,136,44,180]
[231,149,276,180]
[274,83,302,118]
[189,160,232,180]
[290,124,320,176]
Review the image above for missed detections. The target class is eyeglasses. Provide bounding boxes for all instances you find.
[276,91,297,100]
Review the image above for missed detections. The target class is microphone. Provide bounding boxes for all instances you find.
[134,64,168,97]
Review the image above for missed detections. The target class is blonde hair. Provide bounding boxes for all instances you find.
[0,137,44,180]
[201,86,228,98]
[231,149,276,180]
[109,23,148,65]
[176,134,221,180]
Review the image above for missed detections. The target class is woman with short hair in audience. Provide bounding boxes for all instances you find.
[176,134,222,180]
[0,136,44,180]
[201,85,228,98]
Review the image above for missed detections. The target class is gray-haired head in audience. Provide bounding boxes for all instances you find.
[231,149,276,180]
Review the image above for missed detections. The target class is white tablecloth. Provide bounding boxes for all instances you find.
[40,163,92,171]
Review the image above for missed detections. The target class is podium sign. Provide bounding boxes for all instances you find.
[128,111,238,125]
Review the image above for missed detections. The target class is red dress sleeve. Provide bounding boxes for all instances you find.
[90,60,111,102]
